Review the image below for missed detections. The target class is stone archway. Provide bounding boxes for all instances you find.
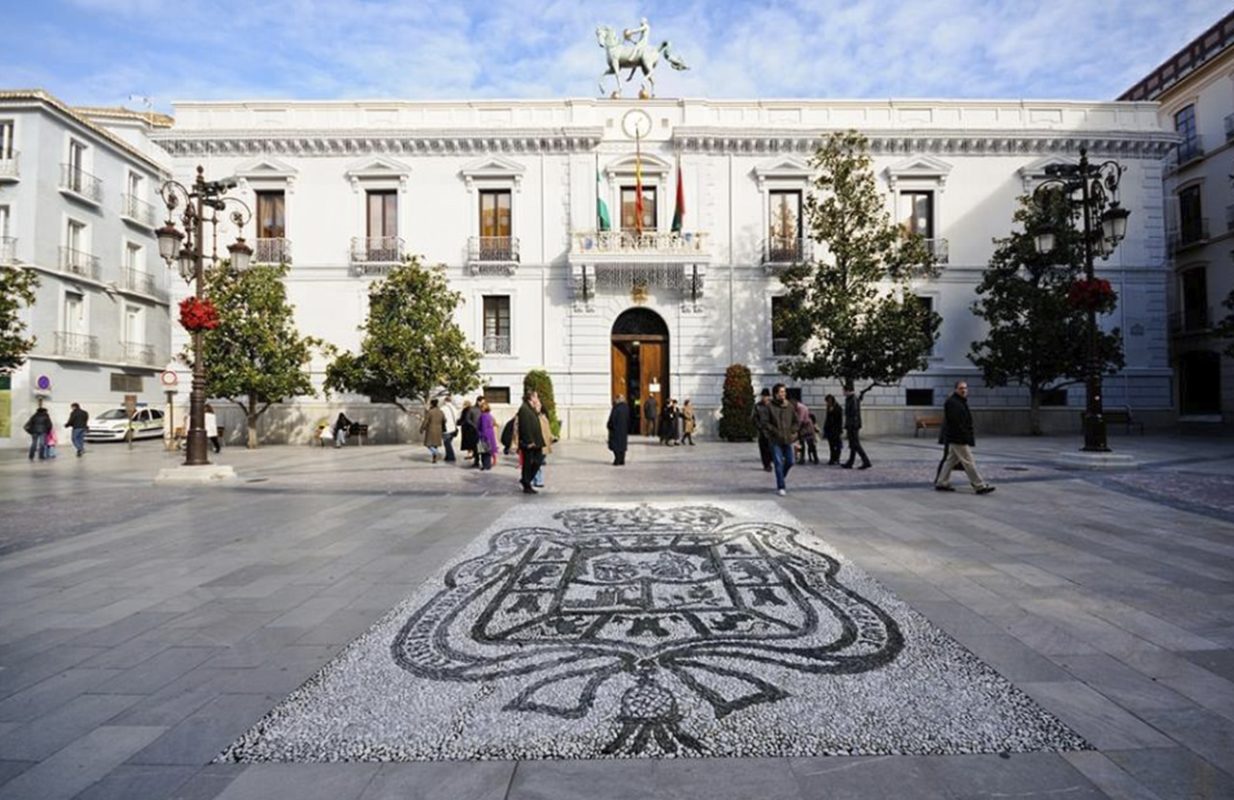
[611,308,669,436]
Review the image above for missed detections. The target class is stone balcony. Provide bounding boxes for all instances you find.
[59,246,100,280]
[121,193,158,229]
[467,236,519,275]
[349,236,404,276]
[53,331,99,360]
[60,164,102,205]
[570,230,710,264]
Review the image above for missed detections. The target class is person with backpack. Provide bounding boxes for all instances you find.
[24,407,53,461]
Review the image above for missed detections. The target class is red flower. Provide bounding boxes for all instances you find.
[179,297,221,332]
[1067,278,1117,314]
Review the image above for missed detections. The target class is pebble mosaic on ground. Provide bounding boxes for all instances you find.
[221,501,1089,762]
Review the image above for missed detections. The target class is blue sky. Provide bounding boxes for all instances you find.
[3,0,1229,110]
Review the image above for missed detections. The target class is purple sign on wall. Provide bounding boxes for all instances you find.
[35,375,52,393]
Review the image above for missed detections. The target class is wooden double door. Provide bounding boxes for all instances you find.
[611,337,668,436]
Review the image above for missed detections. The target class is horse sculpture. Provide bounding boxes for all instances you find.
[595,25,689,99]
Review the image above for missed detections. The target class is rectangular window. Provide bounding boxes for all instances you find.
[620,186,657,232]
[64,291,85,334]
[1178,185,1203,244]
[479,190,513,259]
[127,171,142,200]
[899,191,934,238]
[0,120,13,159]
[1182,268,1208,330]
[126,242,142,272]
[915,295,936,354]
[905,388,934,406]
[124,304,143,345]
[771,295,799,356]
[768,190,802,259]
[366,190,397,238]
[1174,104,1197,144]
[483,295,511,354]
[483,386,511,405]
[68,140,86,190]
[66,220,85,257]
[256,190,286,238]
[0,204,9,237]
[109,373,143,393]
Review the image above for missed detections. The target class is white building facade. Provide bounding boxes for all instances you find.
[148,97,1177,443]
[0,91,173,448]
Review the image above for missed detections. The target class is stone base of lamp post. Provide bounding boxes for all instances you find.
[1055,451,1141,471]
[154,464,238,485]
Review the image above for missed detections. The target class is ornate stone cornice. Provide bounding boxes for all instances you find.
[150,128,605,157]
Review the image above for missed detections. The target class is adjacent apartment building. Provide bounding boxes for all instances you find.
[1121,9,1234,428]
[0,91,173,446]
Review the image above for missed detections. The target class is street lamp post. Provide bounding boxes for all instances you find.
[1032,147,1131,453]
[155,166,252,467]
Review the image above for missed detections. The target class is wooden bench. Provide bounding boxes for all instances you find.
[1093,408,1145,435]
[914,415,943,438]
[315,422,369,446]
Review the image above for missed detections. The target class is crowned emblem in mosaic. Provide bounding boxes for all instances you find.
[391,504,903,754]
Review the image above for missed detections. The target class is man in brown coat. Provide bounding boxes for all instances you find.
[767,383,802,496]
[420,398,446,463]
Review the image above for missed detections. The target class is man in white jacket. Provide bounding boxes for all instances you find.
[440,395,459,463]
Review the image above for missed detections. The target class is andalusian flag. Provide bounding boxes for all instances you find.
[634,129,644,235]
[596,168,611,232]
[671,158,685,233]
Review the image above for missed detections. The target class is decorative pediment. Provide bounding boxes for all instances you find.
[753,156,812,188]
[234,157,298,180]
[604,153,672,180]
[459,155,525,190]
[344,155,412,192]
[884,155,952,188]
[1017,155,1078,192]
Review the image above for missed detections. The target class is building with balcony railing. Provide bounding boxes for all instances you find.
[761,236,812,268]
[1122,8,1234,423]
[349,236,404,276]
[254,237,292,265]
[0,90,172,448]
[467,236,519,274]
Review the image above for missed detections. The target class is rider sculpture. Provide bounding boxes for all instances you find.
[596,18,688,99]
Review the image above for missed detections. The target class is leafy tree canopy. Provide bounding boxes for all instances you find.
[0,266,39,374]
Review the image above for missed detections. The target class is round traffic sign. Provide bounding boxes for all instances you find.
[160,370,179,387]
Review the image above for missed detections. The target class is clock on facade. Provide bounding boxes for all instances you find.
[621,109,653,139]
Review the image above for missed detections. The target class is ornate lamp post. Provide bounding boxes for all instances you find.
[1032,147,1131,452]
[155,166,252,467]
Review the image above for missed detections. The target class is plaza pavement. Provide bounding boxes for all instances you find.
[0,431,1231,799]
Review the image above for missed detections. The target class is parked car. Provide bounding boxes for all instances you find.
[85,407,166,441]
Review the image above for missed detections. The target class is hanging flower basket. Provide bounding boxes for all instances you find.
[179,296,221,332]
[1067,278,1117,314]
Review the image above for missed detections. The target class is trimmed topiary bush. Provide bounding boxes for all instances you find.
[523,369,561,438]
[719,363,757,441]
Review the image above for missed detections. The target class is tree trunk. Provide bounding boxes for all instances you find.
[1029,389,1043,436]
[246,392,259,449]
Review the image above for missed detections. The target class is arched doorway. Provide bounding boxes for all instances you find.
[611,308,669,436]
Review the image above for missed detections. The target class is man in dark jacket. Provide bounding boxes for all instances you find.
[517,390,546,494]
[643,395,657,437]
[767,384,801,495]
[66,402,89,457]
[752,388,773,472]
[24,407,53,461]
[841,383,871,470]
[607,395,630,466]
[935,380,995,494]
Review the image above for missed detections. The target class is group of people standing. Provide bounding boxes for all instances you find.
[23,403,100,461]
[640,396,697,447]
[427,391,554,493]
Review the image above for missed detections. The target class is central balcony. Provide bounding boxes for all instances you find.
[60,165,102,204]
[349,236,404,276]
[568,230,710,312]
[254,237,292,265]
[570,230,709,264]
[467,236,519,274]
[59,246,101,280]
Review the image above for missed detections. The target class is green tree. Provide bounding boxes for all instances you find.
[523,369,561,438]
[719,363,757,441]
[778,131,941,395]
[968,194,1125,435]
[0,266,39,374]
[325,257,482,417]
[193,262,322,448]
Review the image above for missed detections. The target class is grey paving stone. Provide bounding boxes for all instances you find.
[357,762,515,800]
[0,646,109,700]
[0,725,165,800]
[950,634,1074,682]
[923,752,1108,800]
[67,612,183,649]
[1061,751,1167,800]
[790,755,944,799]
[1052,653,1196,714]
[127,695,279,766]
[1178,648,1234,682]
[0,668,123,723]
[0,693,143,761]
[165,764,246,800]
[211,764,378,800]
[1018,681,1175,750]
[95,648,222,695]
[1136,706,1234,775]
[72,764,197,800]
[0,762,33,790]
[1106,747,1234,800]
[509,758,806,800]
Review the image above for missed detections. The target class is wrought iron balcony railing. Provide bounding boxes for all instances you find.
[60,164,102,203]
[59,246,101,279]
[1168,137,1205,168]
[121,193,157,228]
[54,332,99,360]
[122,342,157,366]
[483,334,511,355]
[469,236,519,263]
[923,238,949,264]
[124,268,166,300]
[0,151,17,180]
[571,230,709,257]
[0,237,15,266]
[761,236,812,265]
[349,236,404,275]
[254,237,292,264]
[1168,219,1210,252]
[771,337,798,356]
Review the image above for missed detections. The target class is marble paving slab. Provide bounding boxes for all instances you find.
[221,502,1089,761]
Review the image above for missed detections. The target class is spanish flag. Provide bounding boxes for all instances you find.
[634,129,644,235]
[671,157,684,233]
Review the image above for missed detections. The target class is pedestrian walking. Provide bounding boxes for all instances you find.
[332,412,352,448]
[65,402,89,457]
[934,380,996,495]
[823,395,843,465]
[440,395,459,462]
[516,390,546,494]
[643,394,658,437]
[767,383,802,496]
[467,396,485,467]
[607,394,630,465]
[800,409,820,465]
[204,404,221,454]
[476,399,498,471]
[44,426,58,459]
[658,399,677,445]
[23,407,52,461]
[459,400,476,461]
[420,399,446,463]
[532,406,553,488]
[841,384,872,470]
[681,399,696,446]
[753,388,773,471]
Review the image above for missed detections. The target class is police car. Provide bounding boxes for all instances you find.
[84,406,166,441]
